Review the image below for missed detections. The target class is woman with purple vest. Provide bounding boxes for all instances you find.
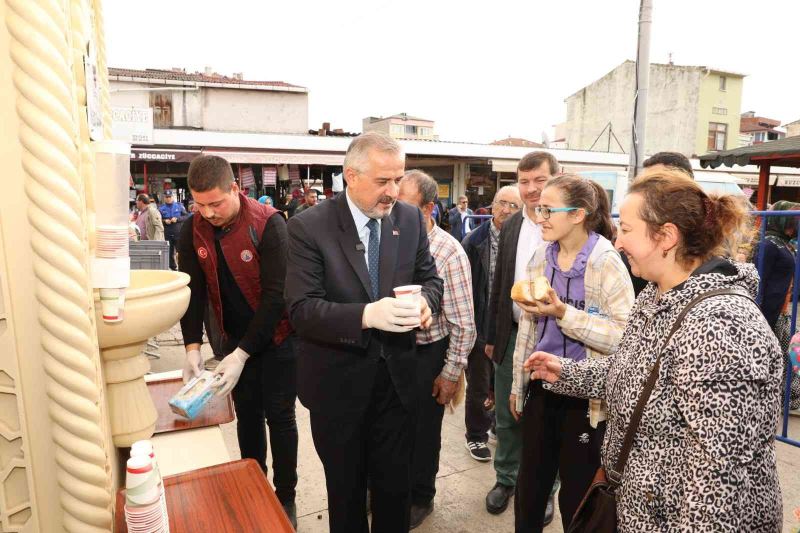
[510,174,635,531]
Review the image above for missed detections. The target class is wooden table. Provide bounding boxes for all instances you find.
[115,459,295,532]
[147,376,234,433]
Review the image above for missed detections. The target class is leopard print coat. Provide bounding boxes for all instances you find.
[548,259,783,532]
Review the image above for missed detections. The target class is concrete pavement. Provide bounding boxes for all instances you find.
[149,325,800,532]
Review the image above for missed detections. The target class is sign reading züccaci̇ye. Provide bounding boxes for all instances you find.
[112,106,154,145]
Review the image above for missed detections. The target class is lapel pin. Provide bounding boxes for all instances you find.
[392,229,400,236]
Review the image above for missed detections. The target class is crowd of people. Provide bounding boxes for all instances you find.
[163,130,791,532]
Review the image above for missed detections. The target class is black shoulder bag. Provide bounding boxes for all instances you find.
[567,288,751,532]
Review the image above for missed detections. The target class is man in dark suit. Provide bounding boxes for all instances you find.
[285,131,443,533]
[484,151,559,521]
[448,195,474,240]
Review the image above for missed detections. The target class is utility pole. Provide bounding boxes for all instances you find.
[628,0,653,182]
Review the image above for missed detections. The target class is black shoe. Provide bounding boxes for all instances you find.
[465,440,492,462]
[282,501,297,530]
[543,494,554,526]
[485,482,515,514]
[409,501,434,530]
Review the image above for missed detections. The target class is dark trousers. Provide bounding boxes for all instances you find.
[165,228,178,270]
[411,336,449,505]
[514,381,605,532]
[230,336,298,505]
[465,339,493,442]
[309,359,414,533]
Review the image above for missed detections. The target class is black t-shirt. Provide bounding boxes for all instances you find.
[214,225,254,341]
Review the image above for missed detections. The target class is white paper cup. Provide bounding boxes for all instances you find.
[125,456,161,506]
[393,285,422,327]
[99,288,122,323]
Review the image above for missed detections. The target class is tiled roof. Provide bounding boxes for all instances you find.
[108,67,306,90]
[490,137,544,148]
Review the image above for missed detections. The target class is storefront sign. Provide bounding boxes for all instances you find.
[130,149,199,163]
[84,53,104,141]
[777,176,800,188]
[437,183,451,200]
[113,107,154,144]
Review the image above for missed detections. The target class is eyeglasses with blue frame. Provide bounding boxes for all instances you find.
[533,206,585,220]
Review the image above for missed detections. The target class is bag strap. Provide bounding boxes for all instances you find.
[606,287,753,486]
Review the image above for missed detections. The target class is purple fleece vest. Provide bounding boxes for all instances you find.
[534,232,599,362]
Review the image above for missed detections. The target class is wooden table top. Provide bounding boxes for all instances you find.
[147,376,234,434]
[115,459,295,532]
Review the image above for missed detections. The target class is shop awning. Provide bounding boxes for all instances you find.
[203,150,344,166]
[699,135,800,168]
[490,159,519,173]
[131,148,201,163]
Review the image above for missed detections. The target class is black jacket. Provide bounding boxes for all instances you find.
[486,210,523,364]
[285,192,443,415]
[462,221,492,344]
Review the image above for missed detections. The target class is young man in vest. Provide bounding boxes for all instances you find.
[177,155,298,527]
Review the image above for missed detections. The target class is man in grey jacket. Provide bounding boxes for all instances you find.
[135,194,164,241]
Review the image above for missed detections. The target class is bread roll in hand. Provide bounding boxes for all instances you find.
[511,276,551,305]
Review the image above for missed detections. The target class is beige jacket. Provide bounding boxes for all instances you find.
[512,235,634,427]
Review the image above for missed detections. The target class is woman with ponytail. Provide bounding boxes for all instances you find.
[525,169,782,531]
[510,174,635,531]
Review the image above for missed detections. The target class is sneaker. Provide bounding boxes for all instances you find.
[465,440,492,462]
[487,429,497,444]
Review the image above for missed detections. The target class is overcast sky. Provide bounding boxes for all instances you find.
[105,0,799,145]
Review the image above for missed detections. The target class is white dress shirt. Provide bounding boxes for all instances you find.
[346,189,381,270]
[513,206,543,322]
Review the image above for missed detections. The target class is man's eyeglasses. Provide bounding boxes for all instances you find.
[495,200,520,211]
[533,206,582,220]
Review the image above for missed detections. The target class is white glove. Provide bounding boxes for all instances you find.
[362,297,420,332]
[182,349,204,383]
[213,348,250,396]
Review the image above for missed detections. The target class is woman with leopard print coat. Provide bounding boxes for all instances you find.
[525,169,783,532]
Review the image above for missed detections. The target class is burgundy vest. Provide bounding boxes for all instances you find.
[192,193,292,348]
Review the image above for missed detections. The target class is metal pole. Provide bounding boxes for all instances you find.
[628,0,653,182]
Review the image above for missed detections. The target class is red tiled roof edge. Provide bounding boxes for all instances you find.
[108,67,306,90]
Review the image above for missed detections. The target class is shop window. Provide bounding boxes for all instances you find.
[150,92,173,128]
[707,122,727,151]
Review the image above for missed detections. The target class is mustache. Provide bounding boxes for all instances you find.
[379,196,395,204]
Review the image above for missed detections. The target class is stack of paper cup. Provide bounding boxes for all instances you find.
[130,440,169,532]
[96,225,129,258]
[124,454,169,533]
[393,284,422,328]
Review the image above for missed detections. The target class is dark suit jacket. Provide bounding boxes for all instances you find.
[448,207,474,240]
[285,192,443,415]
[486,210,523,364]
[461,221,492,344]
